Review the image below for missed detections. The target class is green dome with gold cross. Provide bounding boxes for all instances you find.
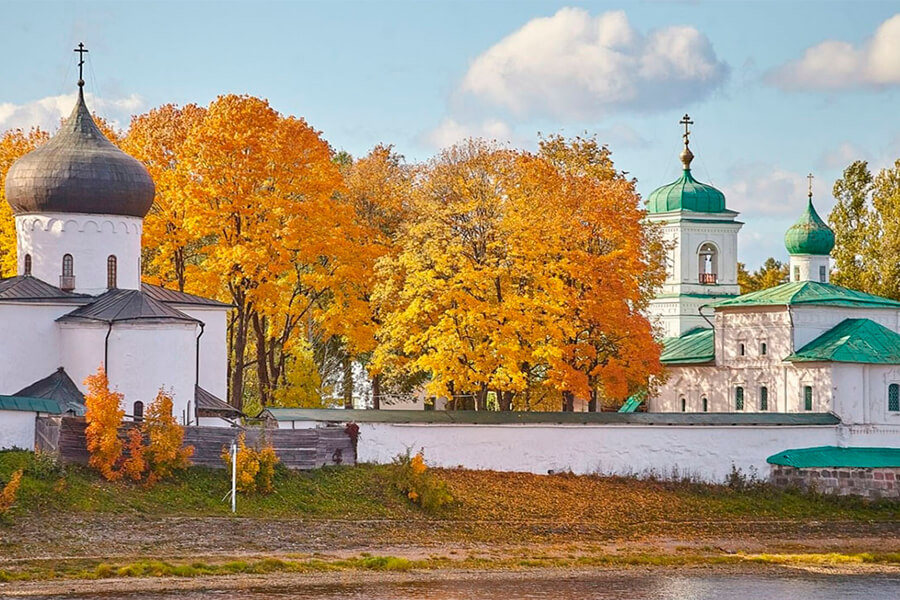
[784,188,835,256]
[646,114,727,214]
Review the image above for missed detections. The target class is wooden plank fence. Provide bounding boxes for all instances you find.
[43,417,355,470]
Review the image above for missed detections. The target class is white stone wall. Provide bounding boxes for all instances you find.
[178,306,228,401]
[0,302,71,395]
[791,305,900,350]
[59,321,200,423]
[0,410,36,450]
[16,213,143,295]
[789,254,831,283]
[833,364,900,426]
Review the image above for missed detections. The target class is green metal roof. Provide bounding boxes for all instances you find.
[768,446,900,468]
[712,280,900,310]
[646,169,727,214]
[785,318,900,364]
[262,407,840,426]
[784,199,835,256]
[0,395,62,414]
[660,327,715,364]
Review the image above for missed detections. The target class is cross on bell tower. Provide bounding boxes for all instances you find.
[807,172,814,200]
[679,114,695,169]
[73,42,88,87]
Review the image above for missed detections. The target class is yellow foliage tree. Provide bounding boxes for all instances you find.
[0,128,50,277]
[221,433,278,494]
[84,366,125,481]
[143,388,194,481]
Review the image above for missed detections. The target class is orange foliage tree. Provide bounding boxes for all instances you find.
[143,388,194,481]
[0,128,50,276]
[84,366,125,480]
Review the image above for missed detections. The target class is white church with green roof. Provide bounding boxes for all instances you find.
[646,117,900,427]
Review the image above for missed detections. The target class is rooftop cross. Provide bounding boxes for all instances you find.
[73,42,88,87]
[807,173,814,200]
[680,113,694,147]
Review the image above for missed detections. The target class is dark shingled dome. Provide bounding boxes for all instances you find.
[4,88,154,218]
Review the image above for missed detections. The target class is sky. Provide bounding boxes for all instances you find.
[2,0,900,268]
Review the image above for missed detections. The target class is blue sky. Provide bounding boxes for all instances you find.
[3,1,900,268]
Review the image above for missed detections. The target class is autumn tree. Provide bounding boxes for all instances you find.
[84,366,125,481]
[143,389,194,481]
[738,258,789,294]
[829,160,874,291]
[121,104,207,291]
[0,128,49,276]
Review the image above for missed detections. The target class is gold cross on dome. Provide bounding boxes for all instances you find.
[73,42,88,87]
[807,172,814,199]
[679,113,694,146]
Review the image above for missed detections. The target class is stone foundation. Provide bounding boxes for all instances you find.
[770,465,899,498]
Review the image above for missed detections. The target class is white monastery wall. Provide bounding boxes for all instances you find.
[353,422,847,482]
[179,306,228,400]
[0,410,36,450]
[791,306,900,349]
[16,213,143,295]
[833,364,900,426]
[715,309,791,365]
[0,303,70,394]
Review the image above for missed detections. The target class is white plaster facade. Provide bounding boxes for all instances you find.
[16,213,143,295]
[0,410,38,450]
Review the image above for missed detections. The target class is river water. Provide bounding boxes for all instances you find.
[24,572,900,599]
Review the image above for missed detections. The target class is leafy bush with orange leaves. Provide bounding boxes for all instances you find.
[143,389,194,482]
[121,428,147,482]
[221,433,279,494]
[393,450,452,513]
[84,366,125,481]
[0,469,23,514]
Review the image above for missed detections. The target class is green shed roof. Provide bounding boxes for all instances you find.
[785,318,900,364]
[768,446,900,468]
[646,169,727,214]
[784,199,835,256]
[0,395,62,414]
[660,327,715,364]
[712,280,900,310]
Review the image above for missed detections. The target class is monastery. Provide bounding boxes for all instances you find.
[645,116,900,427]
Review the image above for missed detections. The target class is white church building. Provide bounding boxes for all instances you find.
[646,117,900,428]
[0,79,237,427]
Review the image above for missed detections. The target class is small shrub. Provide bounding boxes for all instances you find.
[121,428,147,482]
[143,389,194,482]
[0,469,23,514]
[393,450,453,512]
[84,366,125,481]
[27,451,62,479]
[221,433,279,494]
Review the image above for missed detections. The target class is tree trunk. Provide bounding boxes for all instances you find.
[588,389,598,412]
[563,391,575,412]
[372,373,381,410]
[342,354,354,409]
[500,390,514,411]
[229,308,248,411]
[252,313,271,407]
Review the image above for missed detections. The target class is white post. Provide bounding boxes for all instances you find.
[231,441,237,513]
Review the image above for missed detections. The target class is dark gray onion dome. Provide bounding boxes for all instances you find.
[4,87,154,218]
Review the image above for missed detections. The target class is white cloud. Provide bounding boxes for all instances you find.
[768,14,900,91]
[818,142,870,171]
[458,8,728,119]
[721,163,831,218]
[425,117,514,149]
[0,92,143,133]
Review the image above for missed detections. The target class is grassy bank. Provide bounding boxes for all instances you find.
[1,448,899,586]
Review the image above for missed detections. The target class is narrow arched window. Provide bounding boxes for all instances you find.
[702,397,708,412]
[739,343,745,356]
[107,255,117,289]
[760,386,768,411]
[24,254,32,276]
[698,243,718,284]
[681,397,686,412]
[761,342,767,356]
[62,254,73,277]
[803,386,813,411]
[133,400,144,422]
[819,265,827,282]
[735,386,744,411]
[888,384,899,412]
[793,266,800,282]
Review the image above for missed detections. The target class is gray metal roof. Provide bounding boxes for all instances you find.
[14,367,86,416]
[0,276,91,303]
[0,395,62,414]
[57,288,201,324]
[4,87,155,218]
[195,385,243,416]
[142,283,232,308]
[261,408,842,426]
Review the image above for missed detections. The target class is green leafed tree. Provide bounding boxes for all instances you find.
[829,160,873,292]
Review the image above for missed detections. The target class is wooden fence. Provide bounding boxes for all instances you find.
[40,417,355,470]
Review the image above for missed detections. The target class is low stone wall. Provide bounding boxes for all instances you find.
[770,465,899,498]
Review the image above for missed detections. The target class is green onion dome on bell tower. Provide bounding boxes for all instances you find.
[646,114,727,214]
[784,185,835,256]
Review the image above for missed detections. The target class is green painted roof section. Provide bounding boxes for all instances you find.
[618,392,645,413]
[660,327,715,364]
[768,446,900,468]
[0,395,62,414]
[785,318,900,364]
[712,280,900,310]
[784,199,835,255]
[646,169,727,214]
[262,408,840,426]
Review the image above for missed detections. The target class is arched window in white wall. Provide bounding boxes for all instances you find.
[24,254,32,276]
[735,386,744,411]
[133,400,144,422]
[698,243,718,284]
[680,397,686,412]
[702,397,708,412]
[889,384,899,413]
[107,255,118,289]
[760,386,768,411]
[60,253,75,291]
[761,342,767,356]
[819,265,827,282]
[803,386,813,411]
